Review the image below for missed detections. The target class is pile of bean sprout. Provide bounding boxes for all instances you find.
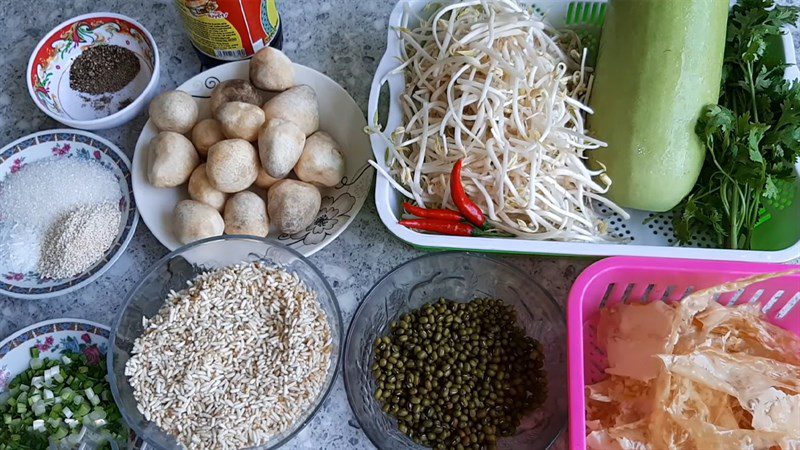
[369,0,629,242]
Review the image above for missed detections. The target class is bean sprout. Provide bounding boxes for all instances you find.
[370,0,629,242]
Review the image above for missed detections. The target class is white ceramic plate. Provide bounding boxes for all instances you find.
[133,61,373,256]
[0,318,143,448]
[0,129,138,299]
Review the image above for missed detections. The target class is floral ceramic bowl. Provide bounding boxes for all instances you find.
[0,129,138,299]
[0,318,143,448]
[27,12,159,130]
[132,61,373,256]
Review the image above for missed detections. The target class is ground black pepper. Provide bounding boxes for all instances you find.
[117,97,133,110]
[69,45,140,95]
[79,94,112,111]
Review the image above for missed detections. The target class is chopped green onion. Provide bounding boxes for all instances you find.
[32,401,46,417]
[87,409,107,421]
[74,403,91,419]
[84,388,100,406]
[27,394,41,406]
[52,425,68,440]
[31,419,45,432]
[29,348,39,359]
[0,351,128,447]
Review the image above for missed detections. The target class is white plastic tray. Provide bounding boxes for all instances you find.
[368,0,800,262]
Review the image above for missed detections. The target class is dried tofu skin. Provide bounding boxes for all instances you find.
[660,350,800,399]
[670,415,800,450]
[665,376,739,430]
[599,301,679,381]
[587,377,654,429]
[586,270,800,450]
[587,420,652,450]
[672,270,800,356]
[694,301,800,366]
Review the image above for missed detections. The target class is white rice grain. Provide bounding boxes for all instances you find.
[126,262,333,450]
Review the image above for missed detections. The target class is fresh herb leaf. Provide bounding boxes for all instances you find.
[673,0,800,250]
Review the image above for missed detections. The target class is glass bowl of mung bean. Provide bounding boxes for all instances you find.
[108,235,342,450]
[344,252,567,450]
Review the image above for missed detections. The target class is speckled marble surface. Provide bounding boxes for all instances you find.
[0,1,798,449]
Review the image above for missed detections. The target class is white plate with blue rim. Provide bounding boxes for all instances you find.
[0,129,138,299]
[132,61,374,256]
[0,318,144,448]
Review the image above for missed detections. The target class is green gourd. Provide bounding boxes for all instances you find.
[587,0,728,212]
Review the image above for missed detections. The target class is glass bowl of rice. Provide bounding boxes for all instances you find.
[108,236,342,449]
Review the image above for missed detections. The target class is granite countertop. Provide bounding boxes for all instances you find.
[0,1,798,449]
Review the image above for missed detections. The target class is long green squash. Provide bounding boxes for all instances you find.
[588,0,728,212]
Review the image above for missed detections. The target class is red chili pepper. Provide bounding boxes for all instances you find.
[399,219,500,237]
[403,202,464,222]
[450,159,486,228]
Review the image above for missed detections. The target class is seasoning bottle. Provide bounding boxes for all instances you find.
[174,0,284,67]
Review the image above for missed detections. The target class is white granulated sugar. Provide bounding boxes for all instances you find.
[0,221,40,274]
[37,202,121,279]
[125,262,333,450]
[0,158,120,232]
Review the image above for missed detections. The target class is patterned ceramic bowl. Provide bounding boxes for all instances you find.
[27,12,159,130]
[0,129,138,299]
[0,318,144,448]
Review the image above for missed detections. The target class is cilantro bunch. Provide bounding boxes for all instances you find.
[673,0,800,250]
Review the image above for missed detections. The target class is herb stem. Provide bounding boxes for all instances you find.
[730,183,740,249]
[747,61,759,123]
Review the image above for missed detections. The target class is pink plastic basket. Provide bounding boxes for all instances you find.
[566,256,800,450]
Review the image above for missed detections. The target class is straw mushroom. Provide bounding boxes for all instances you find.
[254,167,282,189]
[210,79,262,118]
[173,199,224,244]
[224,191,269,236]
[262,85,319,136]
[147,131,199,187]
[258,118,306,179]
[191,118,225,157]
[206,139,260,193]
[217,102,265,141]
[250,47,294,91]
[294,131,346,187]
[149,90,198,133]
[188,164,228,211]
[268,179,321,234]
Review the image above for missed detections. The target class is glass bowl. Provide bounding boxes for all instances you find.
[344,252,567,450]
[108,236,343,450]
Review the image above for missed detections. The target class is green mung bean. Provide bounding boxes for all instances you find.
[371,298,547,449]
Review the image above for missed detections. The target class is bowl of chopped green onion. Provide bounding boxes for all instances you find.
[0,318,135,449]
